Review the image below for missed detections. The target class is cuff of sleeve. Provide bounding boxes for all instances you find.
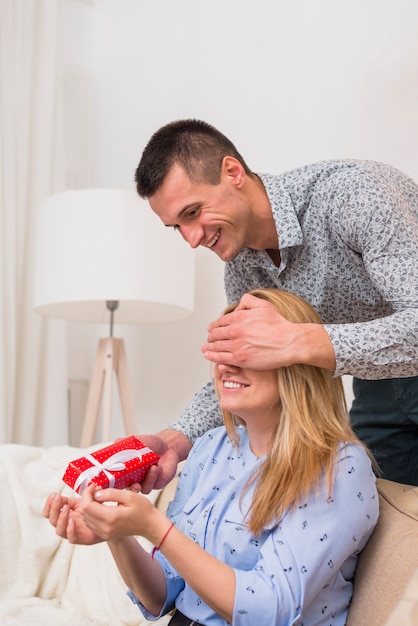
[126,557,185,621]
[323,324,352,378]
[127,590,165,621]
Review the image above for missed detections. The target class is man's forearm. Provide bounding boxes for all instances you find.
[157,429,192,463]
[294,323,336,370]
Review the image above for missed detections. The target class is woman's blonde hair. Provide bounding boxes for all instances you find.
[218,288,371,536]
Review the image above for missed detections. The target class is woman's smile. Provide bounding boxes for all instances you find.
[222,380,249,390]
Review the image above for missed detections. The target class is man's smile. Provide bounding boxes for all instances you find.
[207,229,221,248]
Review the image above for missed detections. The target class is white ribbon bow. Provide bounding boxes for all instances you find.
[74,447,153,494]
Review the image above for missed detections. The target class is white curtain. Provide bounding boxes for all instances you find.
[0,0,93,445]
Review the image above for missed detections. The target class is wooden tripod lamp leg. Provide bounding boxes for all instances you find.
[80,338,108,447]
[114,338,137,436]
[79,337,137,447]
[101,337,116,443]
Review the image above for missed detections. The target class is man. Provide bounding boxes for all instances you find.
[135,119,418,487]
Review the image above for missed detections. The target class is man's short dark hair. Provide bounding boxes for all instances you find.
[135,119,252,198]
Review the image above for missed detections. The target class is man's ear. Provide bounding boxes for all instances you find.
[221,156,246,189]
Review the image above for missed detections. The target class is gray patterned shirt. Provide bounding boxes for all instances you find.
[172,159,418,441]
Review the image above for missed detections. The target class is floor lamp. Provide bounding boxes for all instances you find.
[33,188,195,447]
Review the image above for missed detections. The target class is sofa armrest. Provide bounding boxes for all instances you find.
[347,478,418,626]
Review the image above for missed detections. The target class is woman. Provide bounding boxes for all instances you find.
[44,289,379,626]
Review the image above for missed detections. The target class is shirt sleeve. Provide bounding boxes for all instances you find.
[126,434,214,620]
[168,381,223,443]
[127,571,185,621]
[323,169,418,378]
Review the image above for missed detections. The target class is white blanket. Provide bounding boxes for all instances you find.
[0,443,172,626]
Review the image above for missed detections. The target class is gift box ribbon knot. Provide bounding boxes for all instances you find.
[74,447,153,493]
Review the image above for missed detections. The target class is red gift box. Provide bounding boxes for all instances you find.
[62,436,160,494]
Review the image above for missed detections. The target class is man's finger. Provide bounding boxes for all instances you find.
[235,293,273,311]
[202,349,235,364]
[140,463,159,494]
[207,311,234,332]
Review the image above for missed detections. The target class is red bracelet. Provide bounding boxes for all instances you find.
[151,522,174,560]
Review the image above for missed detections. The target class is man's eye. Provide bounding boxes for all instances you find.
[187,207,200,220]
[173,224,180,231]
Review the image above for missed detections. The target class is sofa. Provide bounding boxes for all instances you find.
[1,442,417,625]
[347,478,418,625]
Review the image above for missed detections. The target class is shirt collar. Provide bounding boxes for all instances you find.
[258,172,303,251]
[232,172,304,271]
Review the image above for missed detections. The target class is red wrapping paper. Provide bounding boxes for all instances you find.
[62,436,160,494]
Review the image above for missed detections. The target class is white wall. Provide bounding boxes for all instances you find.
[68,0,418,440]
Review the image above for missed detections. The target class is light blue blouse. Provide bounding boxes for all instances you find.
[129,426,379,625]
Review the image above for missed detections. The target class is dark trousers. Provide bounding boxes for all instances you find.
[168,610,198,625]
[350,376,418,485]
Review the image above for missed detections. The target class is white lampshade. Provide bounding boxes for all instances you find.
[34,188,195,324]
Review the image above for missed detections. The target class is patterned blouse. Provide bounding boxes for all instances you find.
[129,426,379,625]
[172,159,418,442]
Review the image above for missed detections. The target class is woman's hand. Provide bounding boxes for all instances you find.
[79,484,165,545]
[43,492,104,545]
